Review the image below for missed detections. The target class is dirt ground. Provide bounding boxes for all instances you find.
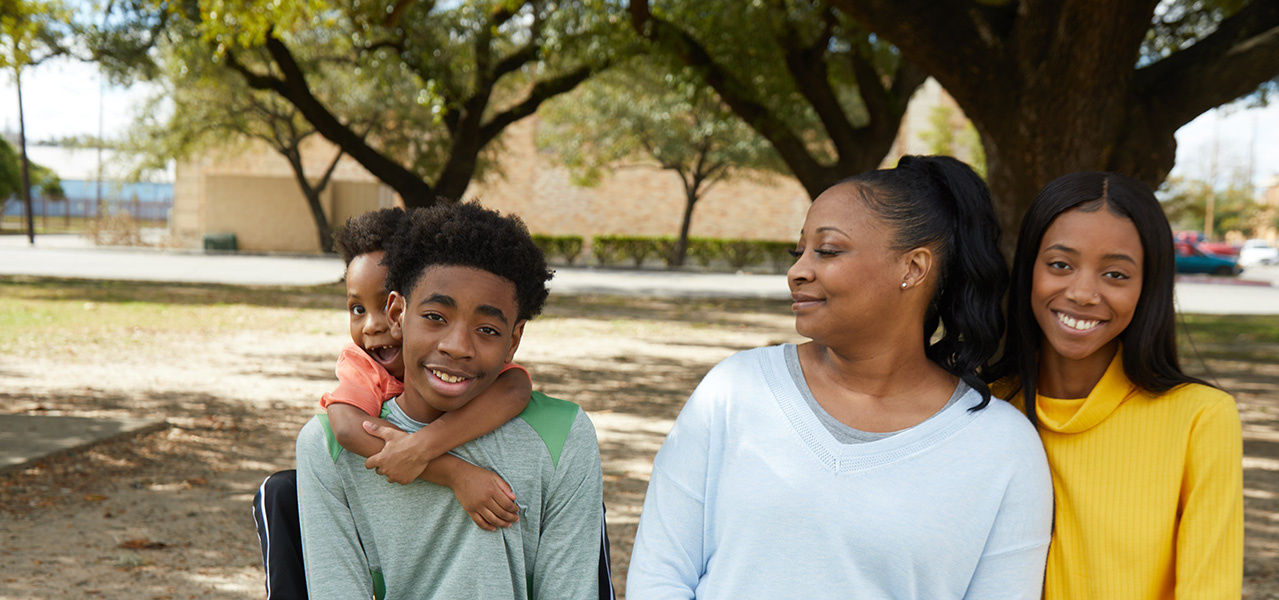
[0,290,1276,599]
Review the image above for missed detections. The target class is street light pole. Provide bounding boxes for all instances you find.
[16,67,34,245]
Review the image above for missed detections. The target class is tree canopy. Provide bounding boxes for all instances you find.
[95,0,634,207]
[827,0,1279,246]
[630,0,925,200]
[2,0,73,240]
[1,137,63,210]
[87,0,1279,247]
[125,25,392,252]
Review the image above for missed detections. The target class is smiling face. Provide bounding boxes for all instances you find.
[787,185,916,346]
[389,265,524,422]
[346,251,403,379]
[1031,206,1144,370]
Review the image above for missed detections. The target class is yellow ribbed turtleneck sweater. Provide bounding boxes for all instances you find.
[1003,350,1243,599]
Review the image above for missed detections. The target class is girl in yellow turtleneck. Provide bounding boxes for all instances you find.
[989,171,1243,599]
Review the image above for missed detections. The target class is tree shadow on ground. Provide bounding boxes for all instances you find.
[0,387,312,600]
[529,356,712,419]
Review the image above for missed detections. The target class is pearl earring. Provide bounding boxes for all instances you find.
[900,282,908,289]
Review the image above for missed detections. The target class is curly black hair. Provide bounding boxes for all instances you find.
[332,208,408,265]
[383,202,553,321]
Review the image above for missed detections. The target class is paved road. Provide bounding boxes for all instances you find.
[2,233,1278,314]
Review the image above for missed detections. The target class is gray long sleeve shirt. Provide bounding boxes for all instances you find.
[296,391,603,600]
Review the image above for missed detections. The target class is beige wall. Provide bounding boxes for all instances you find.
[204,174,324,253]
[466,117,810,243]
[172,139,393,253]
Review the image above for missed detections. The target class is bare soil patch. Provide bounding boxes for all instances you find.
[0,278,1275,599]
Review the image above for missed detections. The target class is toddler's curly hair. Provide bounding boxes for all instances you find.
[333,208,407,265]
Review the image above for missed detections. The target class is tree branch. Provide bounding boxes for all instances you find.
[847,45,903,146]
[775,5,863,156]
[315,146,345,194]
[630,0,833,197]
[1135,0,1279,130]
[825,0,992,92]
[477,64,598,147]
[225,33,433,202]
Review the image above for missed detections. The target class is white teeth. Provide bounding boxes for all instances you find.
[432,369,466,383]
[1057,312,1100,331]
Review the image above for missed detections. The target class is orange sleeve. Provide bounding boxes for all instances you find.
[319,344,403,416]
[499,362,530,380]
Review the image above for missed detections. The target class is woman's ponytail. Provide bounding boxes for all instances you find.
[908,156,1007,408]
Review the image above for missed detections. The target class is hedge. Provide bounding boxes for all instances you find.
[531,234,584,265]
[587,235,795,272]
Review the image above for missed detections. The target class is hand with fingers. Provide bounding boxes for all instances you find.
[363,420,429,485]
[450,463,520,531]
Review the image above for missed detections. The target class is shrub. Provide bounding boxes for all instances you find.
[720,240,763,269]
[592,235,624,266]
[532,234,555,260]
[687,237,721,267]
[654,237,679,266]
[554,236,584,265]
[85,214,143,247]
[532,234,585,265]
[759,240,796,273]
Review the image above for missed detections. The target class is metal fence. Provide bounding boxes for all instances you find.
[2,180,173,230]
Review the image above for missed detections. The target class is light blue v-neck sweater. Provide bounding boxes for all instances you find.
[628,345,1053,599]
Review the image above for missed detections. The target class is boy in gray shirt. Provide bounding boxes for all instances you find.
[295,202,602,599]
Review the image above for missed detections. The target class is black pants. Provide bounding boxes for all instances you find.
[253,470,307,600]
[253,469,617,599]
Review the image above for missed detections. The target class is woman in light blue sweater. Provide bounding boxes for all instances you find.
[628,156,1053,599]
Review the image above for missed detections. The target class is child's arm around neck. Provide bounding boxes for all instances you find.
[328,365,533,529]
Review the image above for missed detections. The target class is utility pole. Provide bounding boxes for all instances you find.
[1205,109,1219,240]
[16,67,34,244]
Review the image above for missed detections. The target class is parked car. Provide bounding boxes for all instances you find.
[1175,242,1243,275]
[1238,239,1279,266]
[1174,231,1239,257]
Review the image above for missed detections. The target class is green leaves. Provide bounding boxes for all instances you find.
[0,0,72,72]
[0,138,63,206]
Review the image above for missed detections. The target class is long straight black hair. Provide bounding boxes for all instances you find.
[988,171,1210,424]
[841,155,1008,408]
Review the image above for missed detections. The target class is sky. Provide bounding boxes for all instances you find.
[2,55,1278,191]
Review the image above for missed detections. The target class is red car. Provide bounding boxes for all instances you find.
[1174,231,1238,257]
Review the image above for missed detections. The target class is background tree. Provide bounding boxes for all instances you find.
[828,0,1279,249]
[1160,175,1260,239]
[919,104,986,178]
[125,29,386,253]
[629,0,926,200]
[539,60,786,266]
[94,0,633,208]
[0,136,62,230]
[0,0,72,242]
